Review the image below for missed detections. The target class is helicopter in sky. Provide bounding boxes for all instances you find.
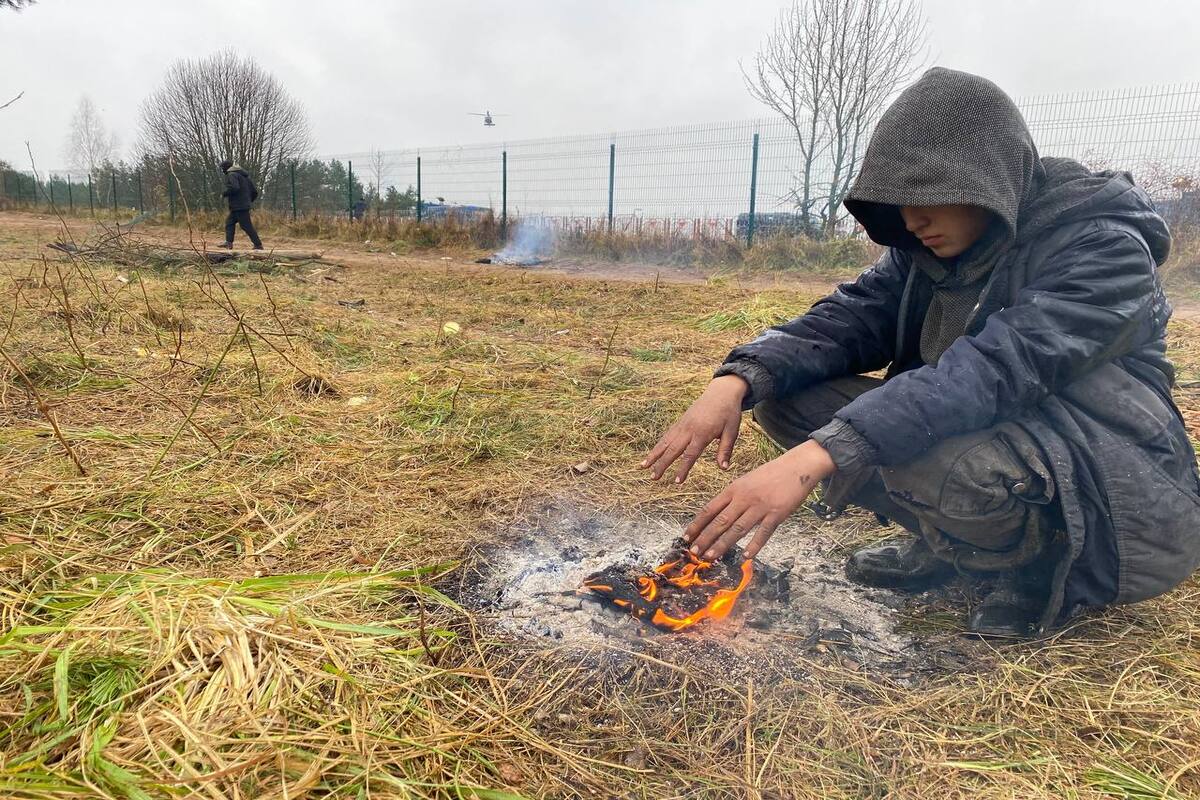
[468,110,508,127]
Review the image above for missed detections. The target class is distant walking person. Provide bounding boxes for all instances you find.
[217,160,263,250]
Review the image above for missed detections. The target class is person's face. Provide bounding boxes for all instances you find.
[899,204,993,258]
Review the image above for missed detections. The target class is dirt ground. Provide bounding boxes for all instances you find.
[0,208,896,294]
[3,209,1200,799]
[10,208,1200,315]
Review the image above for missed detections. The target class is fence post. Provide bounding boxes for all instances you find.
[416,156,422,223]
[88,174,95,216]
[290,161,297,220]
[501,150,507,237]
[49,175,55,207]
[607,143,615,233]
[168,174,176,222]
[111,173,118,215]
[747,133,760,248]
[67,175,73,212]
[347,160,353,218]
[136,170,144,213]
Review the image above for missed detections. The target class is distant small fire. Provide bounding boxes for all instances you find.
[583,548,754,632]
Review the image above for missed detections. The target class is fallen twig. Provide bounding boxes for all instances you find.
[587,323,619,400]
[0,345,87,475]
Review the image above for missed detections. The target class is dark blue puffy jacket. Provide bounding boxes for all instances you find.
[723,174,1200,623]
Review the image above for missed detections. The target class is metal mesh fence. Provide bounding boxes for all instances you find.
[4,82,1199,234]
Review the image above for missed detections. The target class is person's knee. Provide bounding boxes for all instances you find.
[752,376,881,451]
[880,430,1052,549]
[751,396,815,450]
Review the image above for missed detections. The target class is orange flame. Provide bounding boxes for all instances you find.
[649,559,753,632]
[584,550,755,632]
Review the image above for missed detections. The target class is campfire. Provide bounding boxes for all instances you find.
[455,503,956,680]
[475,219,554,266]
[475,254,546,266]
[583,543,756,632]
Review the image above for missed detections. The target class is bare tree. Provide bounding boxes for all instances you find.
[137,49,312,208]
[1,0,36,9]
[743,2,829,231]
[64,96,118,173]
[744,0,927,236]
[368,147,389,219]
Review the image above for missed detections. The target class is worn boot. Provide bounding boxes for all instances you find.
[845,535,956,591]
[967,570,1048,637]
[217,242,233,249]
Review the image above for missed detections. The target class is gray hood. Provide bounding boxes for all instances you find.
[844,67,1171,264]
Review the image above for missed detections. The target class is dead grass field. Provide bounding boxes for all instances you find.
[2,210,1200,799]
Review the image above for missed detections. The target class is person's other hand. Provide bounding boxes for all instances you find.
[641,375,748,483]
[683,440,835,561]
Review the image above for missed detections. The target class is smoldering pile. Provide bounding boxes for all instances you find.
[582,540,791,632]
[475,219,555,266]
[446,503,985,680]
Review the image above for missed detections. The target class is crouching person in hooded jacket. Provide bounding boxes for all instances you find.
[217,159,263,250]
[643,68,1200,637]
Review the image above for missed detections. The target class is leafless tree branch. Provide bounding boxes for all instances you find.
[137,49,312,205]
[744,0,928,236]
[64,96,118,173]
[368,147,388,219]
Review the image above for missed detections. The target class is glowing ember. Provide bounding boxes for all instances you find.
[583,548,755,632]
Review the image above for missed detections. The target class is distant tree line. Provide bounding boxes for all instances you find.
[1,154,418,218]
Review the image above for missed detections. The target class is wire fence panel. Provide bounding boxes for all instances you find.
[4,83,1199,233]
[328,82,1200,233]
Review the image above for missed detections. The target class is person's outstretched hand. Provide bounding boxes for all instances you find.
[641,375,748,483]
[684,439,836,561]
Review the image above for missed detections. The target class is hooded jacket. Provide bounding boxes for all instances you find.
[222,165,258,211]
[718,68,1200,625]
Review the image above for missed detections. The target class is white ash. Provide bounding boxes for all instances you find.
[452,502,978,678]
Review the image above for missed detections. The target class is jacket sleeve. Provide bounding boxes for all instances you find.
[832,224,1159,465]
[714,249,910,407]
[248,178,259,202]
[222,172,238,198]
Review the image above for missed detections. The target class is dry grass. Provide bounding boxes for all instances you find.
[554,227,878,273]
[2,211,1200,798]
[8,201,879,273]
[269,210,504,254]
[1161,224,1200,293]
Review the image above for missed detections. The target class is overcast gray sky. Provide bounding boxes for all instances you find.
[3,0,1200,171]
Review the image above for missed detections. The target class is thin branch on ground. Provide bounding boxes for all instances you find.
[144,322,243,479]
[587,323,619,400]
[0,345,87,475]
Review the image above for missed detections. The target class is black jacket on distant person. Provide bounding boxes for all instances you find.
[716,68,1200,626]
[222,165,259,211]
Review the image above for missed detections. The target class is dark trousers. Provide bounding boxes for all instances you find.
[224,209,263,248]
[754,377,1062,572]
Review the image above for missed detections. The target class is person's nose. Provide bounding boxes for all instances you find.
[901,208,928,234]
